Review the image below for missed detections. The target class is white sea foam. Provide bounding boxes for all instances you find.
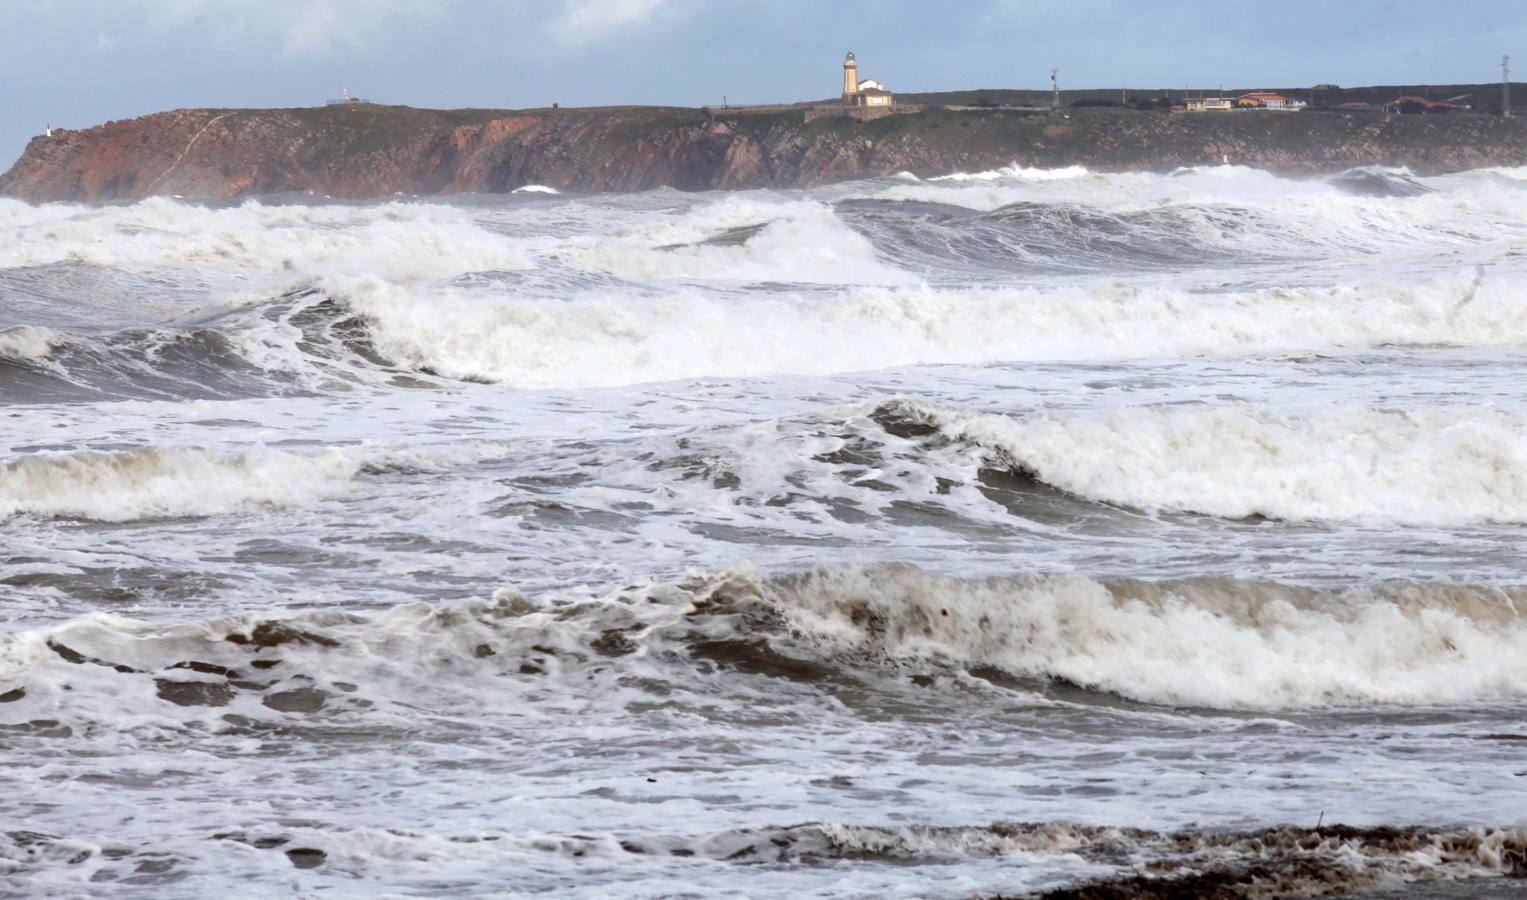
[9,169,1527,898]
[872,164,1325,212]
[890,399,1527,526]
[511,185,561,194]
[931,163,1091,183]
[0,442,504,522]
[756,566,1527,708]
[561,194,913,285]
[864,163,1527,259]
[7,565,1527,715]
[0,326,59,362]
[336,271,1525,388]
[0,197,536,282]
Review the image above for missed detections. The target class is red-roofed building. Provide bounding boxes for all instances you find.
[1238,92,1290,109]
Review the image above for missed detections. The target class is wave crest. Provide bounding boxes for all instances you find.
[748,565,1527,708]
[0,197,535,283]
[0,326,59,363]
[7,565,1527,716]
[881,398,1527,526]
[331,271,1523,388]
[0,442,504,522]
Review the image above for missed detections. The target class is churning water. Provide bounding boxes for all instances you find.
[3,164,1527,897]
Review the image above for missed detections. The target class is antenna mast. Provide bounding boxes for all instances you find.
[1051,68,1060,110]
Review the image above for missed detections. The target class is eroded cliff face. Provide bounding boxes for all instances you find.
[5,103,1527,202]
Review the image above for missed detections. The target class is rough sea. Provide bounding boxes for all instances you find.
[2,164,1526,898]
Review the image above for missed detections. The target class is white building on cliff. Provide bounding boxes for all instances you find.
[842,52,894,108]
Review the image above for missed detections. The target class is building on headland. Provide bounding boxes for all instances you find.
[1176,92,1308,112]
[325,88,372,106]
[802,51,912,122]
[1236,92,1306,110]
[1185,96,1234,112]
[1239,92,1288,110]
[842,52,895,109]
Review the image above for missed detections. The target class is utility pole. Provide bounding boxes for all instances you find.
[1506,55,1513,118]
[1051,69,1060,110]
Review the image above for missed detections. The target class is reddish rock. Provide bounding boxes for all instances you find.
[5,104,1527,203]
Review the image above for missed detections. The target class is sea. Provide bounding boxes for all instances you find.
[1,164,1525,898]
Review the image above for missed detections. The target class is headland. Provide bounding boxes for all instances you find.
[4,85,1526,202]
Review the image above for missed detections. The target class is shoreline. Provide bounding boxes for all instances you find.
[5,99,1527,203]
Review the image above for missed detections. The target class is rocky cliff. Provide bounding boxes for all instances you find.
[5,102,1527,202]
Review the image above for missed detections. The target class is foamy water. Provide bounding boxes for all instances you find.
[4,165,1527,898]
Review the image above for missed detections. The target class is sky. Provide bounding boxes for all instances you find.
[3,0,1524,166]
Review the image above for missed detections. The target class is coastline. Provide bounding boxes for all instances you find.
[5,100,1527,203]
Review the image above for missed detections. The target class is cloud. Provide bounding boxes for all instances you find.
[551,0,669,42]
[145,0,448,56]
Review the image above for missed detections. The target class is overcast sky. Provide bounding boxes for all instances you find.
[3,0,1524,166]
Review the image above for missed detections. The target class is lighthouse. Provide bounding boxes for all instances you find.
[840,51,894,110]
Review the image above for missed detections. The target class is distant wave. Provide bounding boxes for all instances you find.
[931,163,1091,183]
[0,442,506,522]
[0,197,535,282]
[560,194,915,286]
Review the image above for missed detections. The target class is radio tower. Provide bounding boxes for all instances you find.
[1051,68,1060,110]
[1506,55,1513,118]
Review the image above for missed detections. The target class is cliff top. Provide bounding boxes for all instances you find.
[6,90,1527,203]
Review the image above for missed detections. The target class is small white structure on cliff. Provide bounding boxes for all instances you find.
[843,52,894,108]
[326,88,372,106]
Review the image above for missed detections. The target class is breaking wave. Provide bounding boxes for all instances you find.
[0,442,505,522]
[18,265,1523,393]
[881,399,1527,527]
[931,163,1092,183]
[6,170,1527,393]
[748,566,1527,708]
[331,271,1523,388]
[0,197,536,282]
[852,164,1527,271]
[10,819,1522,897]
[0,326,58,363]
[563,194,914,286]
[868,161,1527,215]
[193,823,1527,890]
[7,565,1527,716]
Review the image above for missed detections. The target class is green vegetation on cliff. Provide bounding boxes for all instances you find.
[4,93,1527,202]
